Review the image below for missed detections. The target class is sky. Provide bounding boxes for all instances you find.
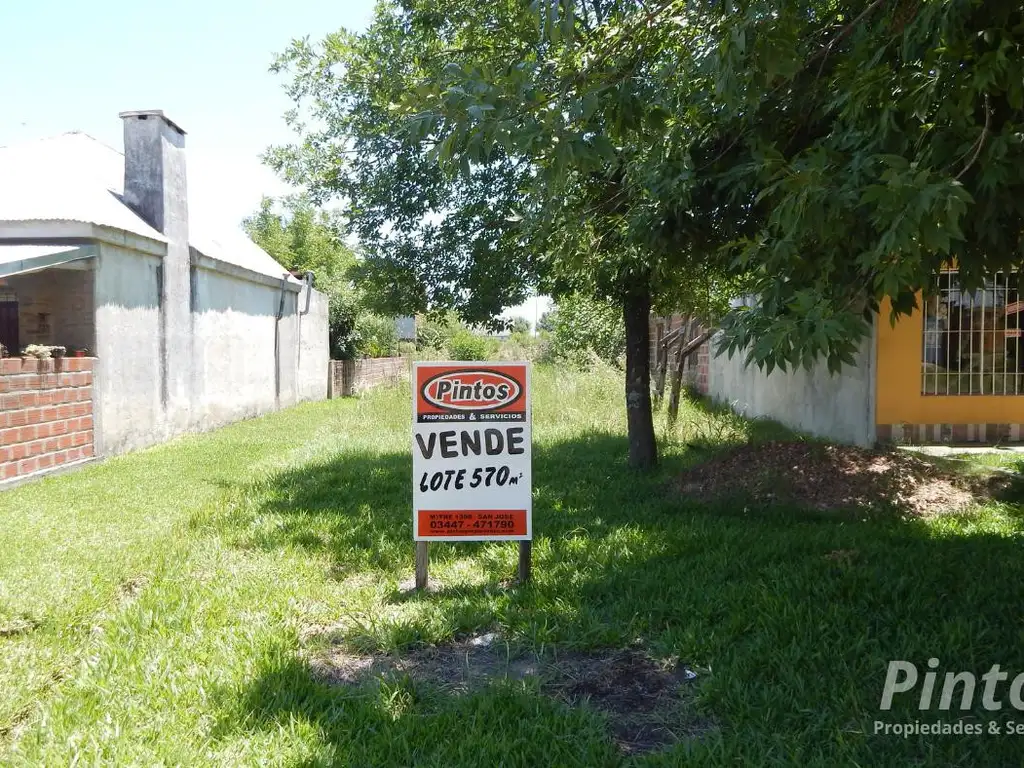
[0,0,550,327]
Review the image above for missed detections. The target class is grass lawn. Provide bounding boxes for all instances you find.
[2,365,1024,766]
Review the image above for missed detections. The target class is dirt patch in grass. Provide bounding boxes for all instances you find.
[118,575,148,600]
[675,441,1015,516]
[0,615,37,638]
[307,632,711,755]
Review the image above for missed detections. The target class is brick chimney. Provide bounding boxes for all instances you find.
[119,110,190,422]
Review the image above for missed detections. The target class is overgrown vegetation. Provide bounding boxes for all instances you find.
[411,312,543,362]
[541,294,625,369]
[3,369,1024,765]
[243,196,399,360]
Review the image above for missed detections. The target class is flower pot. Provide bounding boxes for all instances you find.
[74,350,85,358]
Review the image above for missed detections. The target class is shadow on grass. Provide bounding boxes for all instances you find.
[210,644,620,768]
[211,430,1024,766]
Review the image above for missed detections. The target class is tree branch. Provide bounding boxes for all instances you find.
[955,93,991,181]
[812,0,886,78]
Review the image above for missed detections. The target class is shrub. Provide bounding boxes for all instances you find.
[416,314,457,352]
[496,331,544,361]
[355,314,398,358]
[414,345,447,361]
[542,294,625,368]
[446,329,495,361]
[321,276,362,360]
[22,344,52,360]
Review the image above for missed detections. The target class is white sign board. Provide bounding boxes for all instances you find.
[412,362,532,542]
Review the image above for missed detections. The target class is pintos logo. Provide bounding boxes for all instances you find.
[422,370,522,412]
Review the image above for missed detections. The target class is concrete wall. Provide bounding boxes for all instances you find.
[91,241,329,456]
[6,267,94,351]
[92,243,163,455]
[707,324,877,446]
[191,266,283,427]
[122,112,193,435]
[298,285,329,402]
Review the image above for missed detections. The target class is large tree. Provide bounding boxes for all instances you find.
[268,0,1024,467]
[243,196,363,359]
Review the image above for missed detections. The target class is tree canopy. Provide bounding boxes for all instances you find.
[242,195,355,286]
[243,196,365,359]
[267,0,1024,466]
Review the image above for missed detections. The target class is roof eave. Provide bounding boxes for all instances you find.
[0,244,98,279]
[0,220,168,257]
[189,246,302,292]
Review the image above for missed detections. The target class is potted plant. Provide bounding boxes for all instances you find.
[73,347,89,358]
[22,344,51,360]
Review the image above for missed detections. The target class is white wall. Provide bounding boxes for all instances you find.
[297,285,329,402]
[191,267,283,427]
[707,324,877,446]
[93,243,163,455]
[93,242,329,456]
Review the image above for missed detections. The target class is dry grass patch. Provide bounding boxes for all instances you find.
[676,440,1016,516]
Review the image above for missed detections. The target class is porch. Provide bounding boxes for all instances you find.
[0,244,96,356]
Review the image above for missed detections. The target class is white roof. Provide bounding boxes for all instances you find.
[0,133,294,282]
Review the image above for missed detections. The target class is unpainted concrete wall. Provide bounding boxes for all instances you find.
[91,241,329,455]
[123,113,193,434]
[298,285,329,402]
[191,266,284,427]
[92,243,163,455]
[707,324,877,446]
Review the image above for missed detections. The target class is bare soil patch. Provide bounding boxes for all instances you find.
[0,615,36,638]
[675,441,1014,516]
[308,632,711,755]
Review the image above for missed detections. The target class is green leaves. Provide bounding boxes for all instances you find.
[265,0,1024,377]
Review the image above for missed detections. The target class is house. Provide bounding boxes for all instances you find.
[0,110,329,483]
[654,269,1024,446]
[395,316,416,341]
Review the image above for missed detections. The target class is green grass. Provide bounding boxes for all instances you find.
[946,449,1024,473]
[2,365,1024,766]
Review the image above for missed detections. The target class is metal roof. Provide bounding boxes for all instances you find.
[0,244,95,278]
[0,133,296,283]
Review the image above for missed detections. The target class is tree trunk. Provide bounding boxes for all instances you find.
[667,326,714,427]
[666,318,693,427]
[652,319,669,409]
[623,288,657,469]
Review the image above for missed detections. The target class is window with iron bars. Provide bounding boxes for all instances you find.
[922,270,1024,395]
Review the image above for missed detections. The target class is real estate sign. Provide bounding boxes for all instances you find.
[412,362,532,542]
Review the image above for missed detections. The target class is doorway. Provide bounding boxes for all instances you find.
[0,293,18,354]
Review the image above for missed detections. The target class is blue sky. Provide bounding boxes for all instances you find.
[0,0,374,225]
[0,0,549,325]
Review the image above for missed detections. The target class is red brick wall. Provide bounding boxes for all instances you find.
[329,357,409,398]
[0,357,95,481]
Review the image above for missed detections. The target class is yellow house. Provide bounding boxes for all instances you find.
[664,268,1024,446]
[876,269,1023,444]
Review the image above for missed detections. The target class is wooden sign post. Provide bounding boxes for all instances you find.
[412,362,533,589]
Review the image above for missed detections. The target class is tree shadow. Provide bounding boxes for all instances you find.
[210,640,622,767]
[209,429,1024,766]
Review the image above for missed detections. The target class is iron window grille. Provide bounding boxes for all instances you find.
[922,270,1023,395]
